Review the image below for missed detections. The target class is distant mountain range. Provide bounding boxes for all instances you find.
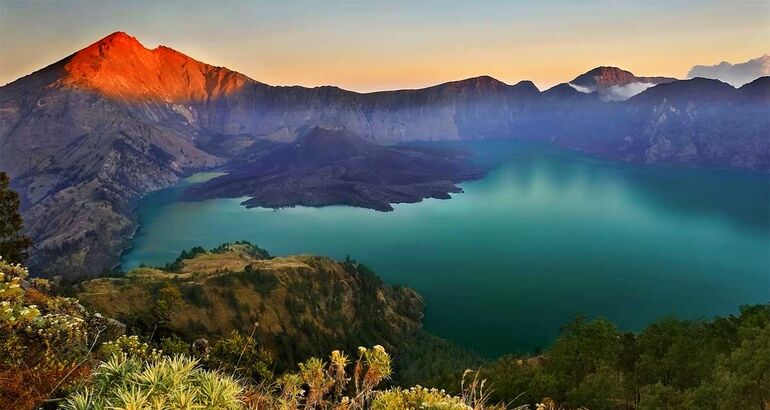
[1,31,768,278]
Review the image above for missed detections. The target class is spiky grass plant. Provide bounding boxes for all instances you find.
[329,350,350,399]
[60,353,244,410]
[299,357,333,409]
[259,345,393,410]
[351,345,392,407]
[62,345,508,410]
[277,373,305,409]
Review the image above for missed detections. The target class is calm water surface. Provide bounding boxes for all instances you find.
[122,140,770,357]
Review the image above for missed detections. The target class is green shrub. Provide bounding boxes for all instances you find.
[160,334,192,356]
[208,331,274,384]
[162,246,207,271]
[99,335,160,361]
[0,257,121,410]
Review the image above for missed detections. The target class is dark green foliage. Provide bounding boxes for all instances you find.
[159,334,191,356]
[111,283,186,342]
[162,242,271,272]
[103,268,126,278]
[211,265,278,294]
[162,246,207,271]
[241,266,278,293]
[180,284,212,307]
[393,331,483,391]
[211,241,272,259]
[154,284,185,323]
[0,172,32,263]
[478,304,770,410]
[208,331,274,384]
[547,316,622,400]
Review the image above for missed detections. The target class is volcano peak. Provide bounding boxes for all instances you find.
[60,31,250,102]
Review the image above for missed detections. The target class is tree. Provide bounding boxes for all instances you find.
[0,172,31,263]
[547,316,622,396]
[208,331,274,384]
[713,322,770,409]
[149,284,184,341]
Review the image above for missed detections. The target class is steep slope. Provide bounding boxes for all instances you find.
[60,32,250,103]
[736,75,770,101]
[616,78,769,168]
[197,74,540,144]
[0,33,226,278]
[1,31,768,278]
[75,242,425,370]
[184,127,485,211]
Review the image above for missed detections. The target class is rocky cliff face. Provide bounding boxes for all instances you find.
[556,77,770,169]
[1,32,767,278]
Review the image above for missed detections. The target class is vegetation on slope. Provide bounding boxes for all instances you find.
[75,242,425,372]
[0,256,124,409]
[478,307,770,409]
[1,255,493,410]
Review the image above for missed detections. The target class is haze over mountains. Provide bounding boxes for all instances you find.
[1,31,768,278]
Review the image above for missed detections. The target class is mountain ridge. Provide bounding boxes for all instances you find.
[1,31,767,278]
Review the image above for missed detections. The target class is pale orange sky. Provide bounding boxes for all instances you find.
[1,1,768,91]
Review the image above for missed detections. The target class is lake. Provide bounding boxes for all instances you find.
[121,139,770,358]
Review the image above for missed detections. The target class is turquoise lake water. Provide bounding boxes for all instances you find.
[122,140,770,358]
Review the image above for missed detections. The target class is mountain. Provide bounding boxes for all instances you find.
[738,75,770,102]
[57,32,251,102]
[184,127,485,211]
[1,32,768,278]
[568,66,677,101]
[614,78,769,166]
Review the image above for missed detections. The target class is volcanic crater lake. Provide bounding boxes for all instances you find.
[122,140,770,358]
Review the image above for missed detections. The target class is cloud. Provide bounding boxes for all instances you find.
[688,54,770,87]
[569,81,656,101]
[604,82,656,101]
[567,83,593,93]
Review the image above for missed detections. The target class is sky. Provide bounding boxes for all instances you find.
[0,0,768,91]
